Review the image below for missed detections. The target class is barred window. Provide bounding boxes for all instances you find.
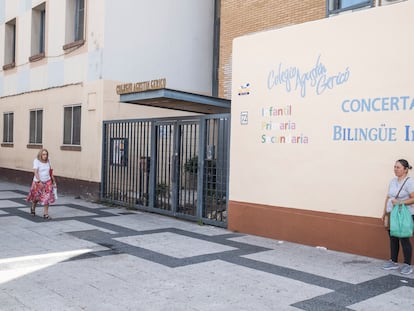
[3,112,14,143]
[63,105,81,145]
[29,109,43,144]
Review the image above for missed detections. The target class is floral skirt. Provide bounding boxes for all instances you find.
[27,180,56,205]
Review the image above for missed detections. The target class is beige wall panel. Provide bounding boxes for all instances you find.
[4,0,18,21]
[16,10,30,63]
[231,1,414,218]
[87,0,105,51]
[31,0,45,8]
[2,73,17,95]
[64,54,88,84]
[47,0,66,56]
[30,65,48,90]
[0,84,100,181]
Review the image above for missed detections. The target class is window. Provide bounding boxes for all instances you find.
[30,3,46,61]
[327,0,372,14]
[3,112,14,143]
[63,105,81,145]
[64,0,85,46]
[29,109,43,144]
[3,18,16,70]
[110,138,129,166]
[74,0,85,41]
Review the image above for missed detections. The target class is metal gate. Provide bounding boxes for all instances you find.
[101,114,230,227]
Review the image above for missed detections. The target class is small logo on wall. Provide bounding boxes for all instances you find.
[238,83,251,96]
[240,111,248,125]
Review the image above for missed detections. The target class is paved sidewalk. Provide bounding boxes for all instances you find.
[0,180,413,311]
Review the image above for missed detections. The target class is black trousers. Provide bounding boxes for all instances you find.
[389,215,414,265]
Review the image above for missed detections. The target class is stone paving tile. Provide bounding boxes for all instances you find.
[241,247,390,284]
[0,184,413,310]
[115,232,237,258]
[350,286,414,310]
[0,200,26,208]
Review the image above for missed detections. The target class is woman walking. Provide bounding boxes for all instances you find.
[26,149,56,219]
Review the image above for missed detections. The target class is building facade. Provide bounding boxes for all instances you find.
[0,0,219,199]
[1,0,410,260]
[217,0,407,99]
[227,0,413,261]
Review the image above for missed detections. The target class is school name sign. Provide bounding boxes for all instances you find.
[334,96,414,142]
[267,55,350,98]
[231,0,414,216]
[116,78,166,95]
[263,54,414,144]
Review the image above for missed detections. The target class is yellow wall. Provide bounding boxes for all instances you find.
[231,1,414,218]
[0,80,197,183]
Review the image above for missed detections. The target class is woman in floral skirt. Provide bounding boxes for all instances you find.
[27,148,56,219]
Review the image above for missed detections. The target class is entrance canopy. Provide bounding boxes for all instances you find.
[120,88,230,114]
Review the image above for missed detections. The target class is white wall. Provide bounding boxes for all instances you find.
[102,0,215,95]
[231,1,414,218]
[0,0,215,183]
[1,0,216,96]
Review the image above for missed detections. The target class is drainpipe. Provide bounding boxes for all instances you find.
[212,0,220,97]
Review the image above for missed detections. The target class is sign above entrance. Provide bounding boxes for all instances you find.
[116,78,167,95]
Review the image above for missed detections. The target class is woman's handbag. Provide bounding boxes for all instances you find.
[384,213,390,229]
[390,203,414,238]
[49,161,57,200]
[53,186,58,200]
[385,177,409,229]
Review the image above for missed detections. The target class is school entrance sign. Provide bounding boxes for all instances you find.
[229,1,414,259]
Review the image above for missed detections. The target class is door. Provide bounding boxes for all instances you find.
[101,114,230,227]
[153,120,199,218]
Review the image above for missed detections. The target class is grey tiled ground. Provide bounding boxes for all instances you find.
[0,181,413,310]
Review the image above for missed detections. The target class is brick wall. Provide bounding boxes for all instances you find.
[219,0,326,99]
